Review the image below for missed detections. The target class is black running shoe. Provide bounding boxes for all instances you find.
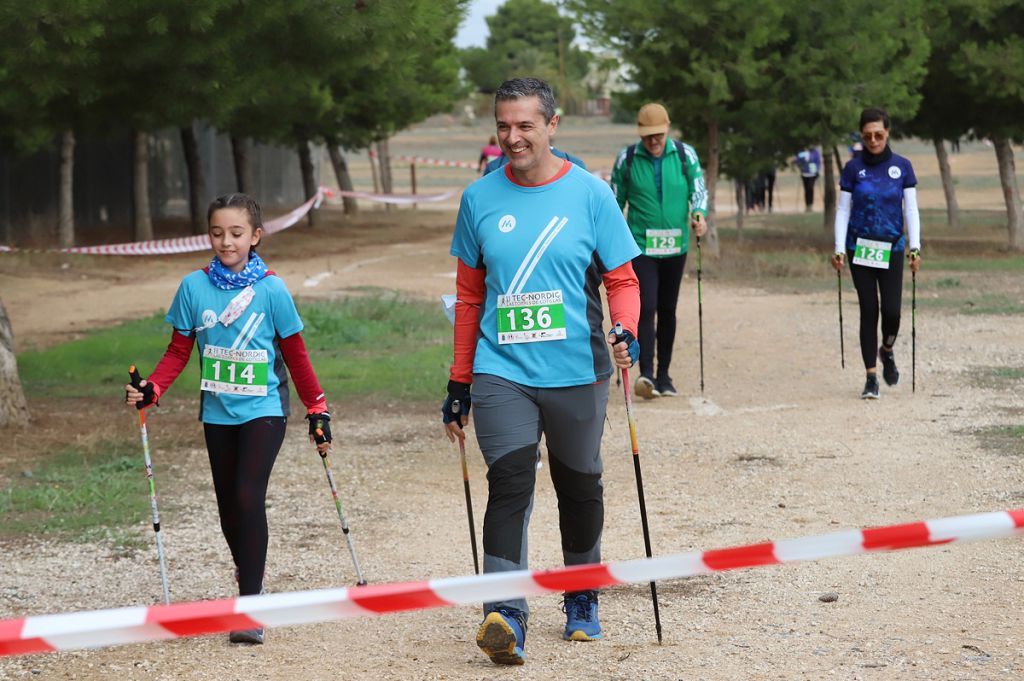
[861,374,880,400]
[655,375,678,397]
[229,628,264,644]
[878,346,899,386]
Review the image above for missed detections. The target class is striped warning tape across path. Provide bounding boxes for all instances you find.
[1,509,1021,657]
[368,150,478,170]
[0,190,324,256]
[322,186,461,205]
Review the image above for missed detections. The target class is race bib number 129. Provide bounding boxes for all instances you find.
[497,290,567,345]
[644,228,683,256]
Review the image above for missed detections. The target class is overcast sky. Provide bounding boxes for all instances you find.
[455,0,502,48]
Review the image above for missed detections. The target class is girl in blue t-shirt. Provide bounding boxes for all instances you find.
[124,193,332,645]
[831,108,922,399]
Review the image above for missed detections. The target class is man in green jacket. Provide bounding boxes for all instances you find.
[610,102,708,399]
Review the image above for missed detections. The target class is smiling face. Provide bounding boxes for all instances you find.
[208,207,262,272]
[495,96,559,181]
[860,120,889,155]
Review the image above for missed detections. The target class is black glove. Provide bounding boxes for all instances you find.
[128,365,157,410]
[611,325,640,366]
[441,380,471,430]
[306,412,332,447]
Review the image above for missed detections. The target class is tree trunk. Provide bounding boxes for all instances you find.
[132,130,153,242]
[326,136,358,215]
[297,138,317,226]
[180,123,207,235]
[733,178,744,238]
[230,135,254,194]
[703,117,720,256]
[993,136,1024,251]
[823,143,838,233]
[376,139,394,212]
[58,129,75,248]
[933,137,960,229]
[368,150,380,194]
[0,298,29,428]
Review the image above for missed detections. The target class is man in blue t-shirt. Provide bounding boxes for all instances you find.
[441,77,641,666]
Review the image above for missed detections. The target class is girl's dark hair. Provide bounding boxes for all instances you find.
[207,193,263,248]
[859,107,890,131]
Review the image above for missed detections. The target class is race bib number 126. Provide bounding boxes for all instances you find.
[852,238,892,269]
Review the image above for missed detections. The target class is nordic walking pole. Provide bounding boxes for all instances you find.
[837,267,845,369]
[128,366,170,605]
[696,236,705,394]
[452,401,480,574]
[316,431,368,586]
[912,268,917,393]
[614,323,663,644]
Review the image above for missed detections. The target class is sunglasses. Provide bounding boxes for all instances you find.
[861,130,887,142]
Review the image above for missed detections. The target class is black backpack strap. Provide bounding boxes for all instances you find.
[622,143,637,196]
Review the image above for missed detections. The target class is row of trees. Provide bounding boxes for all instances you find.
[0,0,467,246]
[570,0,1024,252]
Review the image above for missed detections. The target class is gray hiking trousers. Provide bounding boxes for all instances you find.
[471,373,609,619]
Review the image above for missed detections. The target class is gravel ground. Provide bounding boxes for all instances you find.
[2,225,1023,680]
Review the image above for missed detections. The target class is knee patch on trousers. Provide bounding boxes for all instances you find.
[548,455,604,555]
[483,444,538,564]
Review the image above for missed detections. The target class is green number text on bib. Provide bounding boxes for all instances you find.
[644,228,683,256]
[497,290,567,345]
[852,238,892,269]
[201,346,269,396]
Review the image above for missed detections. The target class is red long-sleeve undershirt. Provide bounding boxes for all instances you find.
[146,329,327,413]
[448,259,641,384]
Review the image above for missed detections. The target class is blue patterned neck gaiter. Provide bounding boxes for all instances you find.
[207,252,268,290]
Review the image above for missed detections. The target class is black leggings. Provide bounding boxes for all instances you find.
[633,253,687,379]
[849,253,904,370]
[801,176,817,207]
[203,417,287,596]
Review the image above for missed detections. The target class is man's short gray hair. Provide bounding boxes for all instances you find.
[494,77,558,123]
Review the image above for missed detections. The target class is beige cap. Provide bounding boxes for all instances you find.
[637,102,670,136]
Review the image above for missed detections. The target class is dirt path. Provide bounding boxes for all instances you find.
[2,212,1023,680]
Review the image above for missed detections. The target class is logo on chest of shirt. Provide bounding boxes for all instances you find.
[858,169,867,179]
[498,214,517,233]
[888,166,902,179]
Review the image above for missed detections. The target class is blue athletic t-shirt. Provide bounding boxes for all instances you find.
[165,270,303,425]
[840,151,917,253]
[451,162,641,388]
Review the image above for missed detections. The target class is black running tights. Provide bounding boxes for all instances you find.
[633,253,687,380]
[849,253,904,370]
[203,417,287,596]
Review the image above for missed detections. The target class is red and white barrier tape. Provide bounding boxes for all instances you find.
[2,509,1021,657]
[322,186,460,205]
[0,190,324,256]
[368,150,477,170]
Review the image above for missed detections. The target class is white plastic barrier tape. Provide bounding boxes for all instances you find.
[322,186,460,205]
[0,190,324,256]
[1,508,1021,657]
[369,150,477,170]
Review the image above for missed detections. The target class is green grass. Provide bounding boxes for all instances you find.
[927,255,1024,272]
[17,290,452,406]
[974,425,1024,456]
[969,366,1024,390]
[0,438,150,542]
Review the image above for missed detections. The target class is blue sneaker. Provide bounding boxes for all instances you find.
[476,608,527,665]
[562,591,602,641]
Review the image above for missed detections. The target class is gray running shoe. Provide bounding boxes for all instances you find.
[634,374,658,400]
[861,374,880,400]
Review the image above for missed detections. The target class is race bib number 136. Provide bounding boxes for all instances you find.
[497,290,567,345]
